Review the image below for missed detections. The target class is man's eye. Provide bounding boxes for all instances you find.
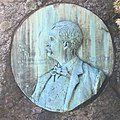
[50,37,54,41]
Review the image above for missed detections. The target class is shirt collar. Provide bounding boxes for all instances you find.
[57,56,83,75]
[63,57,78,72]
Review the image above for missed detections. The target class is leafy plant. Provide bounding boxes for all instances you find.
[114,0,120,28]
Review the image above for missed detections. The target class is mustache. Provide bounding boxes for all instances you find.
[46,46,53,54]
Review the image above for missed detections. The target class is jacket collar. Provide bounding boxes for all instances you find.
[54,56,84,76]
[72,57,84,75]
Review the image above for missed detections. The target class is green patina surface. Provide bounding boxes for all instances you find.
[11,3,114,112]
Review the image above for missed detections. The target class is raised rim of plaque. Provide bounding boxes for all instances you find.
[10,2,114,112]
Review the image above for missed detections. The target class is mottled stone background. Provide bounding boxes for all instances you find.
[0,0,120,120]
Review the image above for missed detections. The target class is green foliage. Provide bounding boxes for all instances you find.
[114,0,120,28]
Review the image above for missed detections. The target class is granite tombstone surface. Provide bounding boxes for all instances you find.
[11,3,114,112]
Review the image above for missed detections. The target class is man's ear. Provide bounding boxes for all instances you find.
[63,41,70,50]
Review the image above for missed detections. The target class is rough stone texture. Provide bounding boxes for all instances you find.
[0,0,120,120]
[26,0,38,11]
[0,21,12,31]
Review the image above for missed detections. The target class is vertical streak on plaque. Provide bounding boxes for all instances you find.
[103,30,109,73]
[34,12,39,83]
[76,6,82,59]
[90,15,96,66]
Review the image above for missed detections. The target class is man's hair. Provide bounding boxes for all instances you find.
[50,20,83,51]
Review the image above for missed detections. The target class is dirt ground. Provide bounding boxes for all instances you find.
[0,0,120,120]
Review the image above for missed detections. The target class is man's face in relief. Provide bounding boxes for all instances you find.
[46,29,65,61]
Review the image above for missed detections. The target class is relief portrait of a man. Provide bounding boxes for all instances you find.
[31,20,106,112]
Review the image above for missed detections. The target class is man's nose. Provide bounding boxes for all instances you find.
[46,44,51,47]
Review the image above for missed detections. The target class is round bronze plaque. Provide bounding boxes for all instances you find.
[11,3,114,112]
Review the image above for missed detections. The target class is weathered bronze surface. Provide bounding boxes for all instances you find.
[11,4,114,112]
[31,20,106,112]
